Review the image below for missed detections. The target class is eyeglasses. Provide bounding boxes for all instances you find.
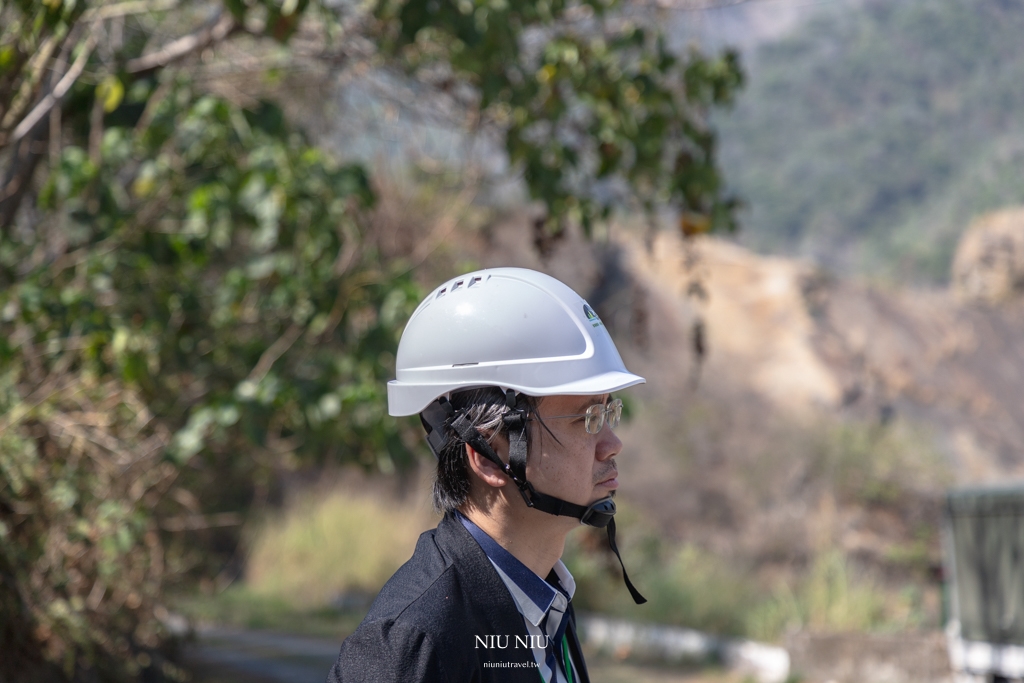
[543,398,623,435]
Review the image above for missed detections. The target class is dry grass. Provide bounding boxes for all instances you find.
[229,470,936,644]
[207,395,947,645]
[568,523,931,644]
[244,478,438,608]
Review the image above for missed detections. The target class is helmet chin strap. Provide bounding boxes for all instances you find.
[429,392,646,605]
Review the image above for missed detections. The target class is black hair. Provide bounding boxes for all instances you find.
[431,387,541,514]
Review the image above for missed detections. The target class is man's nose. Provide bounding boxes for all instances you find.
[596,424,622,461]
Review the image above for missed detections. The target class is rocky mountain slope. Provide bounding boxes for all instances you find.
[464,206,1024,595]
[624,226,1024,485]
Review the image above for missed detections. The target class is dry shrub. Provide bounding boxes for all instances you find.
[0,376,185,683]
[244,481,438,607]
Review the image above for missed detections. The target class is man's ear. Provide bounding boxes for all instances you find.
[465,443,509,489]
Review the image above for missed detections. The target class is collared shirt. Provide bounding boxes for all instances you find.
[458,512,580,683]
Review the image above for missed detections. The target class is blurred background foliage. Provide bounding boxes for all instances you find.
[717,0,1024,283]
[0,0,742,680]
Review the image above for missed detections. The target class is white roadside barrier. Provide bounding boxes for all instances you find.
[579,614,791,683]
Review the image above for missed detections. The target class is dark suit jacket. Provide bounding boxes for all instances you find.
[327,513,590,682]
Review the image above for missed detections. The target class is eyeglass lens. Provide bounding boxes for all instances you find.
[584,399,622,434]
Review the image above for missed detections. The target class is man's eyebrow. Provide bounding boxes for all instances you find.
[572,395,608,412]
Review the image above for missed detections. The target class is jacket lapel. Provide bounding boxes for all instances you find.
[435,514,539,679]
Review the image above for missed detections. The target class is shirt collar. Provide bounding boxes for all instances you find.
[456,511,575,627]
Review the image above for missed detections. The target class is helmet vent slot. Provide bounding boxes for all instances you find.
[436,287,447,298]
[452,280,464,291]
[469,276,483,287]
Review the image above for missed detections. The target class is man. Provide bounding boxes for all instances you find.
[328,267,645,682]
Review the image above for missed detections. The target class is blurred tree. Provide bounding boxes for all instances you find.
[0,0,741,680]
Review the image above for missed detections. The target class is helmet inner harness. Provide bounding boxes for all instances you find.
[421,389,646,605]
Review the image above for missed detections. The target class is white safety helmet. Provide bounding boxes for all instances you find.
[387,267,645,416]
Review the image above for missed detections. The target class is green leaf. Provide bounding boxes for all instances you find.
[96,75,124,113]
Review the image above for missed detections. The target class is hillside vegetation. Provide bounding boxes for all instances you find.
[716,0,1024,283]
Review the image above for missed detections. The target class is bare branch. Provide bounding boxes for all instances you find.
[49,412,129,461]
[88,84,105,165]
[625,0,827,11]
[160,512,243,532]
[0,34,60,132]
[246,323,304,385]
[0,377,72,435]
[48,102,61,166]
[627,0,750,9]
[132,78,173,134]
[126,12,237,74]
[8,35,97,145]
[82,0,180,21]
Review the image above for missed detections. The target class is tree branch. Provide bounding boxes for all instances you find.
[82,0,180,21]
[7,35,97,145]
[126,12,237,75]
[159,512,243,532]
[0,33,60,133]
[246,323,304,385]
[627,0,752,10]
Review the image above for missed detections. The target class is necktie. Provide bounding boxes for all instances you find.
[542,591,570,682]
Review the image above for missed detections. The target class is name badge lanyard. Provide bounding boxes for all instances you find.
[538,636,574,683]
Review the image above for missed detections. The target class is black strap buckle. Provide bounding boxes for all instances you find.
[579,497,617,528]
[502,389,530,486]
[420,397,455,458]
[516,480,537,508]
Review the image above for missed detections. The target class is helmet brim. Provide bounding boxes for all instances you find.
[388,370,645,417]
